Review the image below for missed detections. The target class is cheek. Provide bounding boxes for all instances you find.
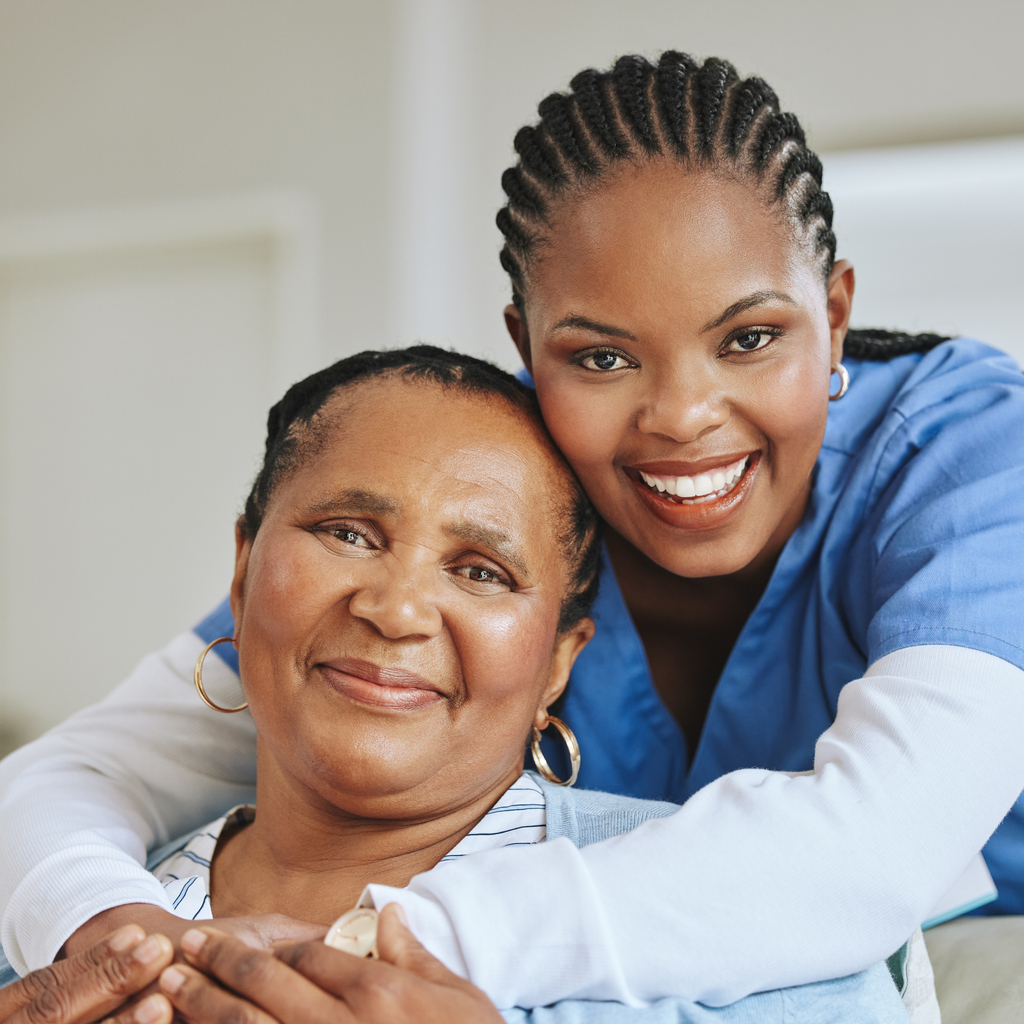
[238,533,344,703]
[449,601,558,726]
[535,376,625,488]
[754,347,831,472]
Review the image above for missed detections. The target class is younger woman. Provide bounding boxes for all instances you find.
[2,50,1023,1010]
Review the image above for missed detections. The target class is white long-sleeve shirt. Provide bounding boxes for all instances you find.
[1,632,1023,1006]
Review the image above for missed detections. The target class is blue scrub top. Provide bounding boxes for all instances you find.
[197,337,1024,914]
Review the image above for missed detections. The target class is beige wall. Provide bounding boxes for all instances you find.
[0,0,1022,744]
[3,0,1023,364]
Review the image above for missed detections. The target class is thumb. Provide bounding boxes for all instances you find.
[375,903,464,987]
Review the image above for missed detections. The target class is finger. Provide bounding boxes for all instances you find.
[375,904,467,988]
[158,965,280,1024]
[0,927,145,1019]
[6,935,173,1024]
[98,993,173,1024]
[240,916,327,950]
[175,930,348,1024]
[271,941,392,1001]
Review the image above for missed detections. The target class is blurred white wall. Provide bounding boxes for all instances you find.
[826,137,1024,366]
[0,0,1022,743]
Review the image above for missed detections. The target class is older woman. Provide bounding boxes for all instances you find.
[1,347,910,1024]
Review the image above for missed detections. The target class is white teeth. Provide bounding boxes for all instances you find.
[636,455,751,504]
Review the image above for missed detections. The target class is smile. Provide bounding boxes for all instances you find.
[319,658,445,711]
[636,455,751,505]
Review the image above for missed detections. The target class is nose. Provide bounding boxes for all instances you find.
[634,362,730,443]
[347,552,443,641]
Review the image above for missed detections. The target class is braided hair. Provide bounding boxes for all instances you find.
[241,345,601,633]
[498,52,947,362]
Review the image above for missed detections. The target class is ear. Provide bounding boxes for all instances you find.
[229,518,253,634]
[504,304,532,374]
[534,617,595,729]
[827,259,855,366]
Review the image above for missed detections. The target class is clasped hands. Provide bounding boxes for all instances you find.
[0,906,502,1024]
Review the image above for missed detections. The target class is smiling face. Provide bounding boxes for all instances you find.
[510,162,854,578]
[229,377,592,823]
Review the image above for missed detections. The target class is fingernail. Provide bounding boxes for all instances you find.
[393,904,409,928]
[109,925,143,952]
[134,995,167,1024]
[133,936,165,964]
[159,966,186,995]
[181,929,208,956]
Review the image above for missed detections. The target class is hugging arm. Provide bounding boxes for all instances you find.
[3,642,1023,1007]
[363,645,1024,1007]
[137,911,906,1024]
[0,631,257,975]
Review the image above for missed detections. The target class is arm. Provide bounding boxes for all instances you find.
[141,909,907,1024]
[361,645,1024,1007]
[0,629,257,975]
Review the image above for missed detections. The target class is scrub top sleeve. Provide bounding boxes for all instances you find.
[0,630,257,975]
[862,362,1024,670]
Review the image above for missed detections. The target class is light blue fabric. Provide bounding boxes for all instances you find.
[500,965,907,1023]
[0,946,17,988]
[527,779,908,1020]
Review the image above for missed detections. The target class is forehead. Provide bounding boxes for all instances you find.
[533,163,819,325]
[277,377,567,534]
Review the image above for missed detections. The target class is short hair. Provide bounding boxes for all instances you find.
[241,345,601,632]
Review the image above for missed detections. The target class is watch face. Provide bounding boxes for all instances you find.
[324,907,379,959]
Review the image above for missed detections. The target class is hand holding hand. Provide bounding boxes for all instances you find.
[65,905,326,961]
[155,904,503,1024]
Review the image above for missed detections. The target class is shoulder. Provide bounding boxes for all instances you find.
[825,338,1023,455]
[536,774,679,847]
[821,338,1024,511]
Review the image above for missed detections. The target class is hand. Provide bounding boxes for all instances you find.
[0,925,173,1024]
[154,904,503,1024]
[63,906,326,962]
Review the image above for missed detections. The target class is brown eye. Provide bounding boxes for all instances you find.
[580,350,630,371]
[728,331,774,353]
[452,563,511,588]
[326,527,372,548]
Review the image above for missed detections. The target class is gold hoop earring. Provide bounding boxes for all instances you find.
[194,637,248,713]
[829,362,850,401]
[531,715,580,787]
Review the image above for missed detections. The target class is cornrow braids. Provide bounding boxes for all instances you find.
[498,51,836,319]
[241,345,602,633]
[843,329,951,361]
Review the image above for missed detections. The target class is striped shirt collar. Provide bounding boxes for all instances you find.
[152,772,547,922]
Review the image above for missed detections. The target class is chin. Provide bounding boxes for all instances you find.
[645,530,770,579]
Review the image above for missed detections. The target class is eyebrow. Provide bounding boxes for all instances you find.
[550,313,637,341]
[443,522,530,581]
[701,290,797,333]
[303,488,401,518]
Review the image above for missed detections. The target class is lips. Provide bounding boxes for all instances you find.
[637,454,750,502]
[318,657,445,710]
[625,452,760,530]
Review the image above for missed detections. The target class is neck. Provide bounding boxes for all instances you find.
[210,750,522,924]
[605,477,810,752]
